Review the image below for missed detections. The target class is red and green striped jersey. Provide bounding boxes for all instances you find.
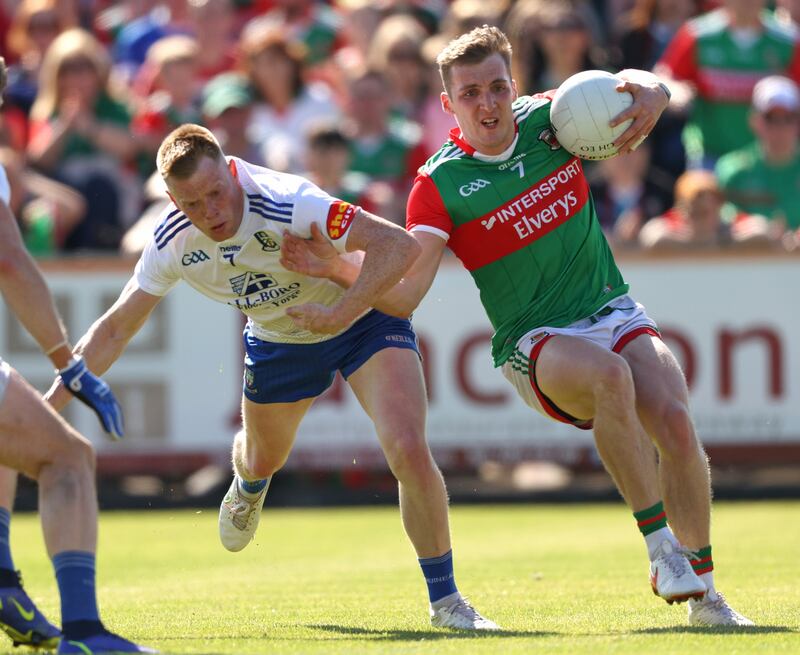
[406,93,628,367]
[658,8,800,161]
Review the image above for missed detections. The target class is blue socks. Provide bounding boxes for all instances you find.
[53,551,100,624]
[419,550,458,603]
[239,477,269,495]
[0,507,15,573]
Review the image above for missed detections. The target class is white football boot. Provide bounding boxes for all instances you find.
[218,477,268,552]
[430,594,500,631]
[688,593,755,626]
[649,540,706,604]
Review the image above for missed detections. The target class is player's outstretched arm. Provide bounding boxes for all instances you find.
[45,278,162,410]
[0,201,75,369]
[610,69,671,154]
[283,224,446,319]
[0,201,130,438]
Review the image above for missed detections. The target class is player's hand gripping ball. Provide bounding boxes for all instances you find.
[549,70,634,161]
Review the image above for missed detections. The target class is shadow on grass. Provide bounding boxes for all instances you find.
[305,623,552,640]
[633,625,797,635]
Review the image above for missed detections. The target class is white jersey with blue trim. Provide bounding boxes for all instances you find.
[134,157,359,344]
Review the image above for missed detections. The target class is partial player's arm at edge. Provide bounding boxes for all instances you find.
[45,278,163,409]
[0,200,74,369]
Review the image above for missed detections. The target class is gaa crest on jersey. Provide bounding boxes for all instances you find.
[327,201,356,240]
[230,271,278,296]
[254,230,280,252]
[538,128,561,151]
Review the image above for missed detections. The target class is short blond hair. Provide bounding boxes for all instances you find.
[157,124,223,180]
[436,25,512,93]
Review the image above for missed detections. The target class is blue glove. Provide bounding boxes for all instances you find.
[58,356,124,440]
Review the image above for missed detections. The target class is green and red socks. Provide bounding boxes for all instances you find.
[634,501,678,559]
[693,545,717,599]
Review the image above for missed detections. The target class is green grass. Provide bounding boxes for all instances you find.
[7,501,800,654]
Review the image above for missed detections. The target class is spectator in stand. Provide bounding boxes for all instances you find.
[0,145,85,256]
[331,0,383,76]
[302,122,388,217]
[613,0,698,71]
[639,169,774,250]
[201,72,262,165]
[186,0,237,81]
[439,0,508,38]
[132,35,202,172]
[505,0,607,94]
[3,0,75,147]
[366,14,429,124]
[260,0,344,67]
[111,0,189,85]
[612,0,700,182]
[27,28,140,251]
[716,75,800,245]
[589,141,674,249]
[343,69,427,225]
[655,0,800,169]
[241,23,340,173]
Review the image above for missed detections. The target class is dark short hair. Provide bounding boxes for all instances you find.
[157,124,224,180]
[436,25,512,93]
[306,123,349,151]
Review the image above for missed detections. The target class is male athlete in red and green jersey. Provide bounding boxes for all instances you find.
[285,25,754,628]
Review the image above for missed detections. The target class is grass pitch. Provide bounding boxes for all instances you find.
[7,501,800,654]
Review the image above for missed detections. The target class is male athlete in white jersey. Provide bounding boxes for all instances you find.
[46,124,496,630]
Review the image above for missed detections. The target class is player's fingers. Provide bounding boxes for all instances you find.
[310,223,326,241]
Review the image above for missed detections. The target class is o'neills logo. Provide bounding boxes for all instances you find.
[327,201,356,240]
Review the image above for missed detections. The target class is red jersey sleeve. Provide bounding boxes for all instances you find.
[406,173,453,237]
[787,42,800,84]
[657,24,699,83]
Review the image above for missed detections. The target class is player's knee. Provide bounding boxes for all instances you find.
[594,355,634,401]
[655,401,698,459]
[382,429,433,482]
[38,431,95,497]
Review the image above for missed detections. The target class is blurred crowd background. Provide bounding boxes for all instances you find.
[0,0,799,259]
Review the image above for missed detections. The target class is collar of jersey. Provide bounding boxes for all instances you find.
[448,127,519,163]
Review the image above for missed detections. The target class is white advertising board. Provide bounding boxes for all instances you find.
[2,256,798,469]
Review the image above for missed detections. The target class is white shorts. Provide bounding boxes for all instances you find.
[0,359,10,406]
[500,294,659,430]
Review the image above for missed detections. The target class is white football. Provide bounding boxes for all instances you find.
[549,70,633,161]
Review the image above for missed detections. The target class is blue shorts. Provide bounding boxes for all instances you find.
[242,310,419,403]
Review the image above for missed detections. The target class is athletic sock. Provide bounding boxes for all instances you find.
[419,550,458,603]
[238,476,269,498]
[53,551,100,625]
[0,507,15,575]
[692,545,717,600]
[634,501,678,559]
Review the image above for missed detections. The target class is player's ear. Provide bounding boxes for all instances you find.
[166,190,176,205]
[511,78,518,100]
[228,159,238,179]
[441,91,453,115]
